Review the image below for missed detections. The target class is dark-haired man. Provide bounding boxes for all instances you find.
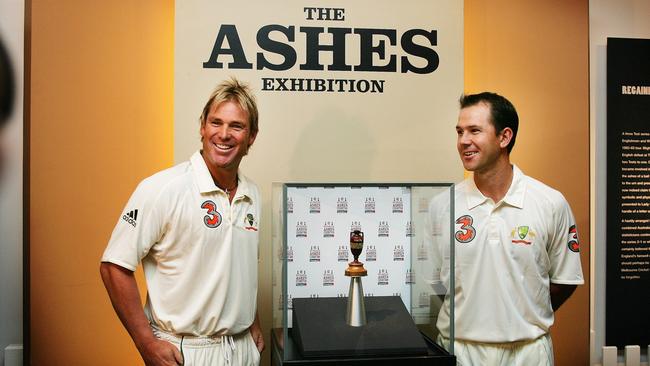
[428,92,583,366]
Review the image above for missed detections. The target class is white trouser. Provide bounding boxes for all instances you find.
[152,326,261,366]
[439,333,554,366]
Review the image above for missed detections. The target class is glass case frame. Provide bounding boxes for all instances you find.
[271,182,456,362]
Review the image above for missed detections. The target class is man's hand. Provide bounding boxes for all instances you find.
[100,263,183,365]
[249,313,265,353]
[139,339,183,366]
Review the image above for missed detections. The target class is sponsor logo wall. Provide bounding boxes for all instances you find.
[284,186,413,317]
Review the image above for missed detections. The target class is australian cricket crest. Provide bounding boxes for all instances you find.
[510,225,535,245]
[244,213,258,231]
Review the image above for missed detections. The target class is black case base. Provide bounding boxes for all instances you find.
[291,296,428,358]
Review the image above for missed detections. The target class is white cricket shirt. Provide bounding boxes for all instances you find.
[428,165,584,343]
[102,151,260,336]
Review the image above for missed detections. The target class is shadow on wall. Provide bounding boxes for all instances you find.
[289,106,375,182]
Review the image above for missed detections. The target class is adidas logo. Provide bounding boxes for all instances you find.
[122,209,138,227]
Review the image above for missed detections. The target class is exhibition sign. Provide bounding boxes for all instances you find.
[606,37,650,347]
[174,0,464,184]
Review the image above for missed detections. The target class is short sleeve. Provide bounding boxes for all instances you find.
[425,188,453,289]
[548,194,585,285]
[101,179,166,271]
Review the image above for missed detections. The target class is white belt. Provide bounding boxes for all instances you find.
[151,325,245,366]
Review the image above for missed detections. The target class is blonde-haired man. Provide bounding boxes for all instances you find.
[101,78,263,366]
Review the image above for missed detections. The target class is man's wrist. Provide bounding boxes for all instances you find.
[133,330,158,353]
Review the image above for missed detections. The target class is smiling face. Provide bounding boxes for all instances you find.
[456,102,511,174]
[200,99,257,175]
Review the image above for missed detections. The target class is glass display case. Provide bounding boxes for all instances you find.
[271,183,456,365]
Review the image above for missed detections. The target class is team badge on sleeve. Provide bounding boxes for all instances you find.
[568,225,580,252]
[201,200,222,228]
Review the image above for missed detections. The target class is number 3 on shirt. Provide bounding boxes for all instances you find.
[455,215,476,243]
[201,200,223,228]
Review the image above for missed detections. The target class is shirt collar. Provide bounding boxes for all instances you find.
[190,150,252,200]
[464,177,488,210]
[464,164,526,210]
[502,164,525,209]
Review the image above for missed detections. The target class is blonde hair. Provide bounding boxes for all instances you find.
[199,77,259,136]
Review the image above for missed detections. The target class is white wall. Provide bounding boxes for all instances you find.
[0,0,24,365]
[0,0,25,361]
[590,0,650,364]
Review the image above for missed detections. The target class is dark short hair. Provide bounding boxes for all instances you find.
[459,92,518,153]
[0,38,14,124]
